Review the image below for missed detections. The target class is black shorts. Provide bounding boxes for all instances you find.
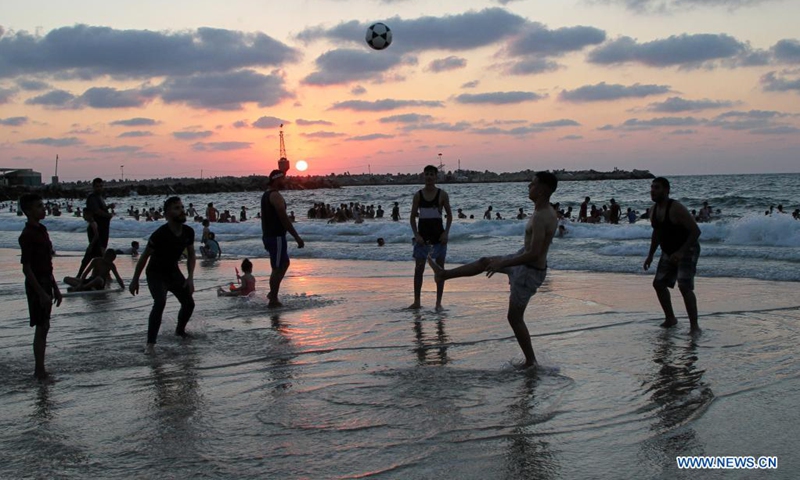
[655,243,700,290]
[25,277,53,328]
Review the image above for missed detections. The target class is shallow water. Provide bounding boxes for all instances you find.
[1,254,798,478]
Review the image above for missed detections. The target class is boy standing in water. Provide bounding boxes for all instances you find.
[19,193,62,380]
[428,172,558,368]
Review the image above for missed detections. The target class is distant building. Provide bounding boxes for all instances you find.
[0,168,42,186]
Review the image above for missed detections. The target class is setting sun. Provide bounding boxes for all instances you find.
[295,160,308,172]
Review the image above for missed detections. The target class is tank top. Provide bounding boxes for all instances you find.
[653,199,690,255]
[261,190,286,237]
[417,189,444,244]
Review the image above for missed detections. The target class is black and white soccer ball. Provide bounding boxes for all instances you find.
[366,22,392,51]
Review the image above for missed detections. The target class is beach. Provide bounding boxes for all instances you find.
[1,250,799,478]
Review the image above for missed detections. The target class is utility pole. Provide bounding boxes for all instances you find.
[368,164,371,175]
[201,169,203,180]
[120,165,124,182]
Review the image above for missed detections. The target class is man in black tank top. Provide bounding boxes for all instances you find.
[409,165,452,311]
[643,177,702,331]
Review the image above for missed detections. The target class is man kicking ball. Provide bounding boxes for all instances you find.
[428,172,558,368]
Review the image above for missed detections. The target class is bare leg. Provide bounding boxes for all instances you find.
[507,302,536,367]
[428,256,494,283]
[409,258,425,309]
[33,325,49,380]
[268,264,289,307]
[654,282,678,328]
[434,257,445,311]
[679,286,700,332]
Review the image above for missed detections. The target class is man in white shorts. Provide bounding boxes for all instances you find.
[428,172,559,368]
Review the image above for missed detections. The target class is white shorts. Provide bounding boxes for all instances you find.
[498,249,547,308]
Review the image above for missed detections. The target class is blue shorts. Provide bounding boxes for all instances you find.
[412,240,447,262]
[263,235,289,269]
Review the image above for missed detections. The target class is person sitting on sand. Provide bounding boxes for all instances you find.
[199,232,221,259]
[218,259,256,297]
[64,249,125,292]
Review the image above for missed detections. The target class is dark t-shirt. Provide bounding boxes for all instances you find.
[261,190,287,237]
[19,222,54,278]
[146,223,195,275]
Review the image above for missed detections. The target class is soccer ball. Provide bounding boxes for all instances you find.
[366,23,392,50]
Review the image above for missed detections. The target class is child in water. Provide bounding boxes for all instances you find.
[218,258,256,297]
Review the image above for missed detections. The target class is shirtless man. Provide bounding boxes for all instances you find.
[64,249,125,292]
[428,172,559,367]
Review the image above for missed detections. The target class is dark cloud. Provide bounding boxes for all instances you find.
[598,124,615,131]
[598,0,777,14]
[89,145,142,153]
[302,49,410,86]
[346,133,395,141]
[507,24,606,57]
[25,89,76,107]
[22,136,83,146]
[379,113,434,123]
[559,135,583,141]
[645,96,737,112]
[533,119,581,127]
[173,131,213,140]
[16,79,50,91]
[296,118,334,126]
[67,126,98,135]
[351,85,367,95]
[588,34,745,68]
[0,25,300,79]
[330,99,444,111]
[252,116,287,129]
[761,71,800,93]
[560,82,671,102]
[621,117,704,129]
[159,69,293,110]
[300,131,346,138]
[773,39,800,64]
[716,109,790,119]
[426,56,467,73]
[402,121,472,132]
[455,91,545,105]
[110,117,158,126]
[297,8,527,53]
[191,141,252,151]
[118,131,153,138]
[0,87,16,103]
[0,116,28,126]
[80,87,152,108]
[503,58,560,75]
[232,120,249,128]
[461,80,479,89]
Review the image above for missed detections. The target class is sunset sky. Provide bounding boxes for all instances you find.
[2,0,799,181]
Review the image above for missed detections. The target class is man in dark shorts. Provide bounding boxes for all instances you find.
[409,165,452,311]
[79,178,114,276]
[19,193,62,380]
[130,196,196,353]
[261,170,304,308]
[427,172,559,368]
[643,177,702,331]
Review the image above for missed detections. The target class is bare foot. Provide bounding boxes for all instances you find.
[268,300,283,309]
[34,370,50,381]
[427,255,445,283]
[144,343,156,355]
[660,317,678,328]
[690,324,702,335]
[435,304,445,312]
[512,359,537,371]
[408,303,421,309]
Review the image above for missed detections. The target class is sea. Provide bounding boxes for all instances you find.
[1,173,799,478]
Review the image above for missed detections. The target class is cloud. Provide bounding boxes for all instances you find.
[0,116,28,126]
[559,135,583,141]
[560,82,671,102]
[351,85,367,95]
[302,48,410,86]
[16,79,50,91]
[598,0,778,14]
[232,120,249,128]
[330,98,444,111]
[297,8,527,53]
[22,136,83,147]
[191,141,252,151]
[300,131,346,138]
[110,117,158,126]
[507,24,606,57]
[708,109,797,132]
[159,69,293,110]
[379,113,434,123]
[761,71,800,93]
[533,119,581,127]
[472,126,540,136]
[346,133,395,141]
[0,87,16,104]
[461,80,479,89]
[296,118,334,126]
[67,126,98,134]
[173,131,213,140]
[645,96,737,112]
[588,34,746,68]
[621,117,704,129]
[25,89,76,107]
[252,116,287,129]
[402,121,472,132]
[503,58,561,75]
[118,130,153,138]
[773,39,800,64]
[670,129,698,135]
[426,56,467,73]
[89,145,142,153]
[0,25,300,79]
[455,91,545,104]
[716,109,790,119]
[749,126,800,134]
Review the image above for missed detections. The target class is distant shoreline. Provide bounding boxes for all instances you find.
[1,168,654,199]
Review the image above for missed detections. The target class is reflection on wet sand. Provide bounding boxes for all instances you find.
[412,311,450,366]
